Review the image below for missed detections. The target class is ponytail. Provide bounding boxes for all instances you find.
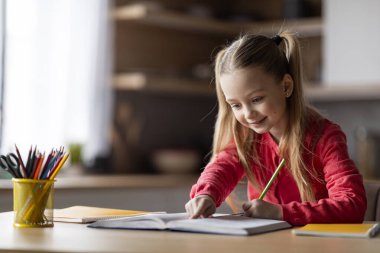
[278,32,317,201]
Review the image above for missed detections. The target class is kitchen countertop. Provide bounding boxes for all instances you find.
[0,174,199,190]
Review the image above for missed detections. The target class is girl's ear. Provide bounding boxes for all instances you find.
[282,74,294,98]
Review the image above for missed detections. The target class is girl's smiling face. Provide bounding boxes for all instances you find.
[220,67,293,143]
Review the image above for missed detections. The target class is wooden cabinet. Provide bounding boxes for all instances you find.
[110,0,323,173]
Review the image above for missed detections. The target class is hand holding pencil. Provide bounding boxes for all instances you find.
[241,158,285,220]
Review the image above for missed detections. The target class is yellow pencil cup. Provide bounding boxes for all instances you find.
[12,178,55,228]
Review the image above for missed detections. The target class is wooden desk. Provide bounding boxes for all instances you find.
[0,212,379,253]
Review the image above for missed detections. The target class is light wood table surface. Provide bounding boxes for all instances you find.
[0,212,379,253]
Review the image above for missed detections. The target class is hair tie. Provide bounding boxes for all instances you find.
[271,35,283,46]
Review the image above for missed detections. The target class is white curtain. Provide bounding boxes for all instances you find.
[1,0,113,166]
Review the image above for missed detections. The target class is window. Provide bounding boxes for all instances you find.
[1,0,113,171]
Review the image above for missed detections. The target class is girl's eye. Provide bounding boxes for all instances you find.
[252,96,263,103]
[230,104,241,110]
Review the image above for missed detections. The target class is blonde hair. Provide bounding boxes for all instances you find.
[213,31,320,202]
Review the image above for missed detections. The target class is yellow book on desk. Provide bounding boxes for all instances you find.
[53,206,151,224]
[292,223,380,238]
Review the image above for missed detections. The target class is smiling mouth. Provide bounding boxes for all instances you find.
[249,117,267,125]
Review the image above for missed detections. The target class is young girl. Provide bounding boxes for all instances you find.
[185,31,367,225]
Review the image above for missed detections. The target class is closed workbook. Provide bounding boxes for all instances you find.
[53,206,151,223]
[292,223,380,238]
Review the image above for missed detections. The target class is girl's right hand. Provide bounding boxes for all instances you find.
[185,194,216,219]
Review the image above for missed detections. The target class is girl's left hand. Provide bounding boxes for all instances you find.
[242,199,283,220]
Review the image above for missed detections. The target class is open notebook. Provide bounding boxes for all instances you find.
[88,212,291,236]
[53,206,152,223]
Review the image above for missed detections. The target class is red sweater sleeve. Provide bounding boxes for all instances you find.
[281,124,367,225]
[190,147,245,207]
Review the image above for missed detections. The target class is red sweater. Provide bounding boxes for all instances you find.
[190,119,367,225]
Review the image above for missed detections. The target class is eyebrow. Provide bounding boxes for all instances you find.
[225,88,264,102]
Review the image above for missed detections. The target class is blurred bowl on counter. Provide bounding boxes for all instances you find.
[152,149,200,174]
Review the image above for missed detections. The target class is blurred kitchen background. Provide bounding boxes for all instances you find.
[1,0,380,181]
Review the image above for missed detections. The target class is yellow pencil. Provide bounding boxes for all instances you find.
[23,153,69,221]
[48,153,69,179]
[258,158,286,200]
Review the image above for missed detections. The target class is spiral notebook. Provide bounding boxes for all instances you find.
[53,206,152,223]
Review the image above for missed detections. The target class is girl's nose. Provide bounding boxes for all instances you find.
[244,106,256,119]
